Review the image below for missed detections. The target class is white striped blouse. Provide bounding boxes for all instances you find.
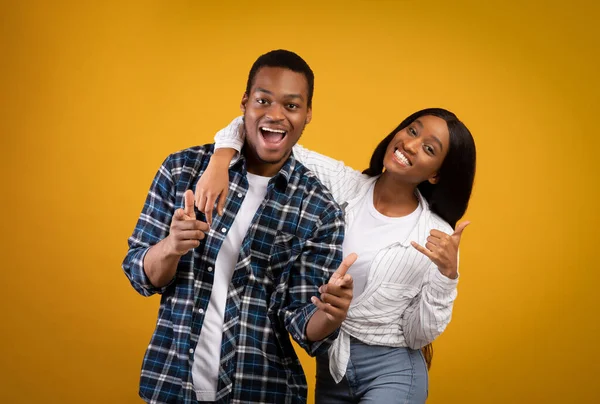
[214,117,459,383]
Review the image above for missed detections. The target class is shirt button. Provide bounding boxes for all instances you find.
[189,348,194,354]
[207,267,213,272]
[237,192,243,198]
[221,227,227,233]
[198,308,204,314]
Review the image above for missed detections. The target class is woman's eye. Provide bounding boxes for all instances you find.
[424,145,435,155]
[408,127,417,136]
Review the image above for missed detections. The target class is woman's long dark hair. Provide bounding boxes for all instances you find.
[363,108,476,228]
[363,108,476,369]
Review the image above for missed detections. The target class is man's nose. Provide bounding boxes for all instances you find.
[266,103,285,121]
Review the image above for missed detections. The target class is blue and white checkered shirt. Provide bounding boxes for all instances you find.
[122,144,344,403]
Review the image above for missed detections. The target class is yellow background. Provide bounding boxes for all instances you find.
[2,0,598,403]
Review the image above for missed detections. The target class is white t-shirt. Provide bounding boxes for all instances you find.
[193,172,270,402]
[342,182,421,297]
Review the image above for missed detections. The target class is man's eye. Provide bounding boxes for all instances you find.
[257,98,267,104]
[287,104,299,110]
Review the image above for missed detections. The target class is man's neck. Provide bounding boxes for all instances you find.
[243,151,289,177]
[246,164,279,177]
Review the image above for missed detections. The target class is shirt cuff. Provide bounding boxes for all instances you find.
[132,246,172,295]
[429,266,459,294]
[298,304,340,357]
[214,140,243,151]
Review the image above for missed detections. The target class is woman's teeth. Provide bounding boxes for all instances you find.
[394,150,411,166]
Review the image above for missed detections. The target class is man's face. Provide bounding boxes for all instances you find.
[241,66,312,176]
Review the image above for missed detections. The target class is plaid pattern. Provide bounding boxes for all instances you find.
[122,144,344,403]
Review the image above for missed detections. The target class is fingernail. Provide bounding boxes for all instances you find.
[311,297,316,304]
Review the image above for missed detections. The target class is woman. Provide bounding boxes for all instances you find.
[196,108,476,403]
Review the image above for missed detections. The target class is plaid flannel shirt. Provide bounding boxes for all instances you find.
[122,144,344,403]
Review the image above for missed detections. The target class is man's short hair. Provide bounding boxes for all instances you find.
[245,49,315,108]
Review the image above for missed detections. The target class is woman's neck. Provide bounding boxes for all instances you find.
[373,172,419,217]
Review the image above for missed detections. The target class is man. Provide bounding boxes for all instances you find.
[122,49,354,404]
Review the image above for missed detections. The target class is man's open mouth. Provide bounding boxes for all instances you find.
[260,127,287,144]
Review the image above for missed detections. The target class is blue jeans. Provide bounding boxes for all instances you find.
[315,338,428,404]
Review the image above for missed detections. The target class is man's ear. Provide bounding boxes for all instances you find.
[240,93,248,113]
[306,107,312,125]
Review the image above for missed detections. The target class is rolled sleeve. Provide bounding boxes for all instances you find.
[121,156,177,297]
[214,116,244,166]
[287,303,340,357]
[401,262,458,349]
[282,204,345,356]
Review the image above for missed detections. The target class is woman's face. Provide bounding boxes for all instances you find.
[382,115,450,185]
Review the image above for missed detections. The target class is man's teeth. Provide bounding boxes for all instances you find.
[394,150,411,166]
[261,127,286,134]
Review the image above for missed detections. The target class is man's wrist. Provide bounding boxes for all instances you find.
[159,236,181,259]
